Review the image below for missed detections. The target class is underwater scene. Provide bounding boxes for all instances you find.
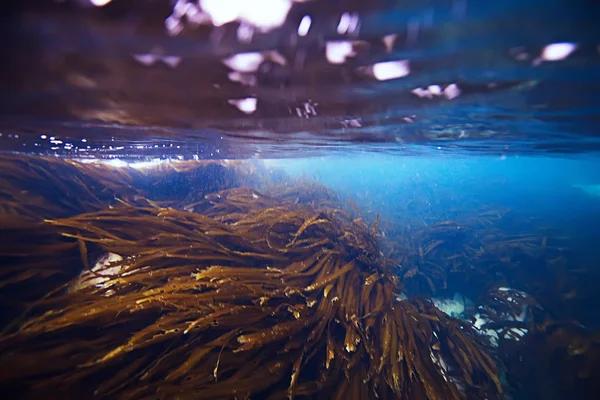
[1,1,600,399]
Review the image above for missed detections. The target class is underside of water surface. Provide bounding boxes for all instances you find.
[2,0,600,158]
[1,1,600,400]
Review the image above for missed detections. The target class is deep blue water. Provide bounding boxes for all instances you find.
[268,155,600,224]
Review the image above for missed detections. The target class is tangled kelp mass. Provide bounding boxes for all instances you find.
[0,155,502,399]
[0,155,279,326]
[0,154,280,221]
[3,154,600,399]
[349,189,600,399]
[378,202,598,324]
[0,154,143,220]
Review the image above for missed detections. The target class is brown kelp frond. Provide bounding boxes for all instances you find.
[179,187,378,265]
[45,190,377,266]
[136,160,275,205]
[383,206,570,303]
[0,154,142,220]
[0,154,279,222]
[0,216,93,331]
[0,154,291,336]
[265,178,342,209]
[0,191,502,399]
[377,300,502,399]
[186,187,281,217]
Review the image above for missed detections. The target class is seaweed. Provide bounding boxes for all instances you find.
[371,195,600,399]
[0,154,143,221]
[0,155,276,222]
[0,155,502,399]
[380,207,577,309]
[0,155,283,312]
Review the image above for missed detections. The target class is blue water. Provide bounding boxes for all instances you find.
[272,154,600,327]
[269,155,600,221]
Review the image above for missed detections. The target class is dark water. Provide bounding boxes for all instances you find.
[1,1,600,399]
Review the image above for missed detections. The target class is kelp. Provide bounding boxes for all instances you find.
[0,154,143,221]
[0,180,502,399]
[265,178,342,209]
[325,179,598,331]
[0,215,102,330]
[0,154,277,222]
[135,159,283,205]
[0,155,283,317]
[370,198,600,399]
[381,207,574,306]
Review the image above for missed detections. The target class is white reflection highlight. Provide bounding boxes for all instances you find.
[412,83,461,100]
[90,0,111,6]
[237,23,254,43]
[510,46,530,61]
[199,0,292,32]
[186,8,211,25]
[165,15,183,36]
[411,88,433,99]
[79,159,173,170]
[342,119,362,128]
[134,53,171,67]
[427,85,442,96]
[541,42,577,61]
[223,52,264,72]
[200,0,238,26]
[229,97,258,114]
[173,0,191,17]
[347,13,360,34]
[444,83,461,100]
[372,60,410,80]
[134,53,183,68]
[242,0,292,30]
[162,56,182,68]
[337,12,351,34]
[325,41,355,64]
[228,71,257,86]
[298,15,312,36]
[337,12,360,35]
